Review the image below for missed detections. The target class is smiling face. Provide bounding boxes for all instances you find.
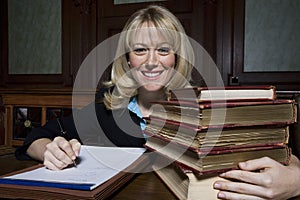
[128,23,176,92]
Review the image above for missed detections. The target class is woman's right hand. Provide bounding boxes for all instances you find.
[43,137,81,170]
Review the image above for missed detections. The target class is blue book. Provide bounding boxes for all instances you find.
[0,146,146,199]
[0,178,93,190]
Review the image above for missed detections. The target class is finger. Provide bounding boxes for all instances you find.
[214,180,266,199]
[217,190,265,200]
[55,137,77,160]
[69,139,81,157]
[43,150,68,170]
[46,139,74,166]
[219,170,266,186]
[238,156,279,171]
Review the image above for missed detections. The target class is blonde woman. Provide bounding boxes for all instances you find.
[16,5,300,200]
[16,5,194,170]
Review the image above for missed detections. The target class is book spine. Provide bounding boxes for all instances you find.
[144,131,287,155]
[0,179,93,191]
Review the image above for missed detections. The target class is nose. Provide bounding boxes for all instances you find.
[147,49,159,66]
[145,64,157,71]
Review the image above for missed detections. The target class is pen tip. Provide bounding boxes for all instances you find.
[73,160,77,168]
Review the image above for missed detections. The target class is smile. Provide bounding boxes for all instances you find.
[142,71,163,78]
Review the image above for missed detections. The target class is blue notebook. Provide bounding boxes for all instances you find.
[0,178,93,190]
[0,146,146,191]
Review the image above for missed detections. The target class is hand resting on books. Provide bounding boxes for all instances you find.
[27,137,81,170]
[213,155,300,200]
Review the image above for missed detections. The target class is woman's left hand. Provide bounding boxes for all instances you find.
[213,155,300,200]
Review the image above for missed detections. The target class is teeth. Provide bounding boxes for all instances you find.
[143,72,162,77]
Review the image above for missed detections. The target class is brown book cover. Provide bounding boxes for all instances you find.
[168,85,277,102]
[144,117,290,151]
[145,132,288,156]
[145,136,291,175]
[144,127,289,154]
[149,99,297,128]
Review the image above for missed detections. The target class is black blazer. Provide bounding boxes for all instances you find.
[15,102,146,160]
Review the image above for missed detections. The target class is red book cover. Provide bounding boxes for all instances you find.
[149,99,297,127]
[144,115,291,130]
[144,130,287,156]
[169,85,277,102]
[152,99,295,109]
[144,136,291,175]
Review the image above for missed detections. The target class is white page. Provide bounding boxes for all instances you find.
[4,146,146,190]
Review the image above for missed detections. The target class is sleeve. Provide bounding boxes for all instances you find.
[14,100,111,160]
[15,112,81,161]
[15,99,146,160]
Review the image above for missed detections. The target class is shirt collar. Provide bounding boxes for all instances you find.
[128,97,146,130]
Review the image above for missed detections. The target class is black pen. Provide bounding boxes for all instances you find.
[51,110,77,167]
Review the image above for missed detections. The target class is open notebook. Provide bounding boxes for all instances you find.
[0,146,146,199]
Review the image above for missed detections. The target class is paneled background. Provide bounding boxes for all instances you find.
[0,0,300,145]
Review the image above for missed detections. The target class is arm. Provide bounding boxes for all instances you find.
[26,138,52,161]
[27,137,81,170]
[213,155,300,200]
[16,111,82,170]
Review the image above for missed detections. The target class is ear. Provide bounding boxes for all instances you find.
[125,53,130,63]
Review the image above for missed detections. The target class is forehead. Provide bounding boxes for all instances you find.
[128,23,173,47]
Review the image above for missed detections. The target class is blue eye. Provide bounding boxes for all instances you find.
[133,48,147,54]
[157,47,171,54]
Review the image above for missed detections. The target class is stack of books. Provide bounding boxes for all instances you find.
[144,85,297,199]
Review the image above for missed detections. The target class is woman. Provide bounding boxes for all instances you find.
[16,5,300,200]
[15,5,194,171]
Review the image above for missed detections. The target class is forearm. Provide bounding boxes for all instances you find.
[26,138,52,162]
[288,155,300,198]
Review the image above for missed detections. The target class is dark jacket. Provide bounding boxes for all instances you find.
[15,101,146,160]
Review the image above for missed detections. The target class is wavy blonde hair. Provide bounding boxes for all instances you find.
[103,5,195,110]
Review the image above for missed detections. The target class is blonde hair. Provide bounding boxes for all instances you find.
[103,5,194,109]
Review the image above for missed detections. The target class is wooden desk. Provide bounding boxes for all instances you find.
[0,153,176,200]
[2,153,300,200]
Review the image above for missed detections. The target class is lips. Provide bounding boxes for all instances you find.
[142,71,163,78]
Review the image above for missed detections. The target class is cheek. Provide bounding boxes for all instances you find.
[161,54,176,68]
[128,53,143,68]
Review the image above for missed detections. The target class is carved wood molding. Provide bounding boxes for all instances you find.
[72,0,96,14]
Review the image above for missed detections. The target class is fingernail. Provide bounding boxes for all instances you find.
[214,182,221,189]
[218,192,226,198]
[219,172,225,177]
[239,162,246,168]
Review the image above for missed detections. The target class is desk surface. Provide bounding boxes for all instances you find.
[0,153,176,200]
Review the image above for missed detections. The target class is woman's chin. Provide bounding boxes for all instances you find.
[142,84,165,92]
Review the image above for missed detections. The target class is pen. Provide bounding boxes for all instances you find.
[51,110,77,167]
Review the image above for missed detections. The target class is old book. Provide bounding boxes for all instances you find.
[149,99,297,128]
[153,162,227,200]
[145,117,289,151]
[145,136,291,174]
[0,146,147,199]
[168,85,276,102]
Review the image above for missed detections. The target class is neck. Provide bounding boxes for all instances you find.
[137,88,166,117]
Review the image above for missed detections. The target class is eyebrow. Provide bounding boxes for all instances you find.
[131,42,172,48]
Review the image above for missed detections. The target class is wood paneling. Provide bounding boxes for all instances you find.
[1,89,95,146]
[229,0,300,90]
[0,0,97,88]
